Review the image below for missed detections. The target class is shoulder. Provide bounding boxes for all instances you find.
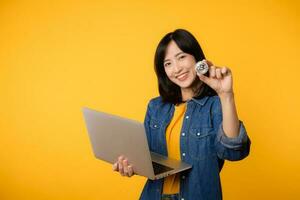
[210,95,221,105]
[146,96,173,115]
[196,95,222,115]
[147,96,166,108]
[208,95,222,115]
[196,95,221,106]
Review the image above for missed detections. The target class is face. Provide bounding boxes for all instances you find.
[163,40,198,91]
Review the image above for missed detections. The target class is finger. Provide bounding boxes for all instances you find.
[118,156,124,175]
[118,155,124,161]
[209,65,216,78]
[118,155,124,166]
[216,68,222,79]
[221,67,228,75]
[127,165,134,177]
[112,162,118,171]
[198,73,210,85]
[123,159,129,176]
[118,162,124,175]
[221,67,231,77]
[205,60,214,67]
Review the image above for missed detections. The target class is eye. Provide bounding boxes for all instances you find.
[179,55,186,60]
[164,62,171,67]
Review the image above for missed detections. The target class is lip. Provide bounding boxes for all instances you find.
[176,72,188,81]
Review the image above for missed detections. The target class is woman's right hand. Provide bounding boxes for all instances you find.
[112,155,134,177]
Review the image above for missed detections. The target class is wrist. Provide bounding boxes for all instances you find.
[218,91,234,100]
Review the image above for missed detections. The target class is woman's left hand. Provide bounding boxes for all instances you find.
[197,60,234,97]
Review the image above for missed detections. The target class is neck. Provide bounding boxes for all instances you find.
[181,80,204,102]
[181,88,194,101]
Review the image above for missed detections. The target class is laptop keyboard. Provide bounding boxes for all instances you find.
[152,162,173,175]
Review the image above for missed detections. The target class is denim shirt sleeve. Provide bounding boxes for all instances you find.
[212,97,251,161]
[143,99,154,149]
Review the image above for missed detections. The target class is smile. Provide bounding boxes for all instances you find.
[177,72,188,81]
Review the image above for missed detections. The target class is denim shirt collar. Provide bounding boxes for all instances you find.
[188,96,210,106]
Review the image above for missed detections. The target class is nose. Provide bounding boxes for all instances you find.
[173,61,183,74]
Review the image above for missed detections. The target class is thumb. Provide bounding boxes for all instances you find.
[198,73,211,85]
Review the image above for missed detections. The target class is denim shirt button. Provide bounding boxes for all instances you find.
[182,132,185,136]
[185,115,189,119]
[182,153,186,156]
[154,124,158,128]
[197,132,201,136]
[181,198,185,200]
[182,175,185,179]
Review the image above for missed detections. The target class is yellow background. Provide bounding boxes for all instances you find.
[1,0,299,199]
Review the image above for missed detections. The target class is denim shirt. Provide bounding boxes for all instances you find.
[139,95,251,200]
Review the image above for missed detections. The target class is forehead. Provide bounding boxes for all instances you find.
[164,40,183,60]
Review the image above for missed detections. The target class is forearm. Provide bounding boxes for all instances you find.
[219,92,240,138]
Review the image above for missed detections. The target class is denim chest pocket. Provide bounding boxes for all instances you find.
[149,118,162,151]
[188,127,215,160]
[150,118,161,129]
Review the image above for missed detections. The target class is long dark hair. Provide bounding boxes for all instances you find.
[154,29,216,104]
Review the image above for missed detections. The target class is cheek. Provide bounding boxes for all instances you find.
[187,58,196,67]
[190,67,197,76]
[164,69,174,79]
[187,61,196,73]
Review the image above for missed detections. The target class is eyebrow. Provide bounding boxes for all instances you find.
[164,52,184,63]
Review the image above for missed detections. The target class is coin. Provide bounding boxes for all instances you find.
[195,60,209,75]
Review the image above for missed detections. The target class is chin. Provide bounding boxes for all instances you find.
[179,78,195,88]
[176,81,194,89]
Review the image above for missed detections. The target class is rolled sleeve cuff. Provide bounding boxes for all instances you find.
[217,120,249,150]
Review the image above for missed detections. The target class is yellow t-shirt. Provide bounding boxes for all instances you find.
[162,102,187,194]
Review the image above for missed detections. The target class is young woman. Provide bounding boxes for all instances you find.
[113,29,251,200]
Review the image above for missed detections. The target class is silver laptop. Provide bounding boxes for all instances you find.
[82,107,192,180]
